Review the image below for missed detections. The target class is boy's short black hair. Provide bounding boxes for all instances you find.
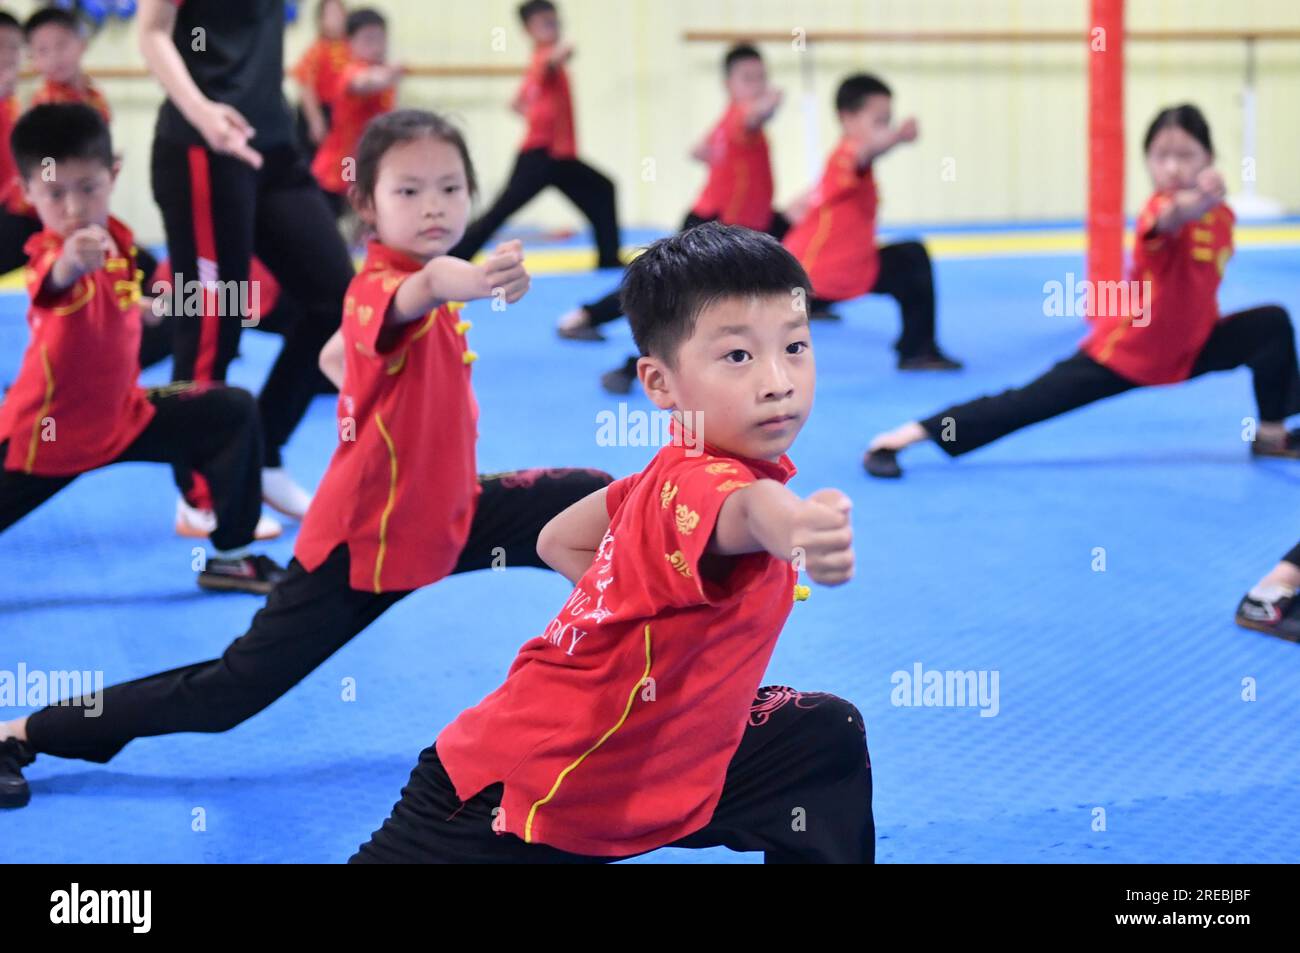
[23,6,81,40]
[345,8,386,37]
[0,11,22,33]
[518,0,557,25]
[723,43,762,74]
[836,73,891,114]
[352,108,477,204]
[11,103,113,181]
[620,222,812,366]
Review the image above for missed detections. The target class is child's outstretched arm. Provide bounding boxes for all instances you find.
[709,480,854,586]
[42,225,113,297]
[743,87,784,129]
[856,116,918,166]
[1152,168,1226,235]
[387,240,530,327]
[536,486,612,585]
[348,65,405,95]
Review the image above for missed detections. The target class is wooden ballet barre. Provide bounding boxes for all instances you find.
[17,63,525,81]
[683,28,1300,43]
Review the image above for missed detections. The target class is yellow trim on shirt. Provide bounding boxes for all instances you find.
[50,277,95,316]
[800,206,835,280]
[24,344,55,473]
[524,624,654,844]
[372,412,399,594]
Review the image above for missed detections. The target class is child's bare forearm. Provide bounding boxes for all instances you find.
[709,479,799,559]
[537,486,611,583]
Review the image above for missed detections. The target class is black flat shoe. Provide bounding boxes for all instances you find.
[863,448,902,479]
[1235,590,1300,642]
[0,737,34,808]
[1251,429,1300,459]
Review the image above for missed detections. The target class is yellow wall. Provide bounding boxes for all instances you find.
[12,0,1300,245]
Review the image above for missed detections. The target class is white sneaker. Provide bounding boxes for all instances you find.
[261,467,313,521]
[175,497,283,541]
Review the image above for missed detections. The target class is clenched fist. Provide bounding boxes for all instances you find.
[790,488,854,586]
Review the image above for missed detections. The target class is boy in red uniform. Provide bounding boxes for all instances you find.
[784,73,960,371]
[292,0,349,158]
[0,12,35,274]
[557,44,790,396]
[352,223,874,864]
[864,105,1300,478]
[310,7,401,218]
[24,7,110,121]
[449,0,621,270]
[0,104,283,594]
[0,109,611,811]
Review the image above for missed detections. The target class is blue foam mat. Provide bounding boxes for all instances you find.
[2,241,1298,863]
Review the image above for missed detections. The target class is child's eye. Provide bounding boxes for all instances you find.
[724,349,750,364]
[443,184,463,194]
[397,187,417,197]
[787,340,809,355]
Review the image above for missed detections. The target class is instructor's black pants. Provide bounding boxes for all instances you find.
[24,467,612,764]
[920,305,1300,457]
[151,139,354,471]
[350,686,874,864]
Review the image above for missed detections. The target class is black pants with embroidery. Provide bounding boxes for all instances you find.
[350,686,874,864]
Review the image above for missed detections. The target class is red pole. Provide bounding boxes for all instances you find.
[1088,0,1125,304]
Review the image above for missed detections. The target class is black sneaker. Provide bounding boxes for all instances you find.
[1,737,34,808]
[1251,429,1300,460]
[557,322,605,342]
[198,554,288,595]
[1235,589,1300,642]
[898,350,964,371]
[863,448,903,479]
[600,356,638,396]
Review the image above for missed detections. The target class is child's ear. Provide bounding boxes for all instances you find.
[350,186,374,224]
[638,356,676,411]
[110,156,123,183]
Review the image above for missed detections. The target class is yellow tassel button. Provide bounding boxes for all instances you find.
[793,584,811,602]
[454,320,472,335]
[462,350,479,365]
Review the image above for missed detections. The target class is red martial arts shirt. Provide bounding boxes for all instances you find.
[1082,192,1235,386]
[0,217,154,476]
[310,59,397,195]
[294,242,481,593]
[437,441,804,857]
[517,44,576,159]
[690,101,776,232]
[783,136,880,302]
[30,77,112,122]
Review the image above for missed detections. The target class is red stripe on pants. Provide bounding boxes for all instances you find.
[187,146,221,384]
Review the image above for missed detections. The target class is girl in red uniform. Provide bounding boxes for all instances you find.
[864,104,1300,478]
[292,0,350,160]
[0,109,610,809]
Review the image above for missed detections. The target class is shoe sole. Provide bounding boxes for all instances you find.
[197,576,276,596]
[1235,616,1300,643]
[177,520,281,541]
[0,784,31,808]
